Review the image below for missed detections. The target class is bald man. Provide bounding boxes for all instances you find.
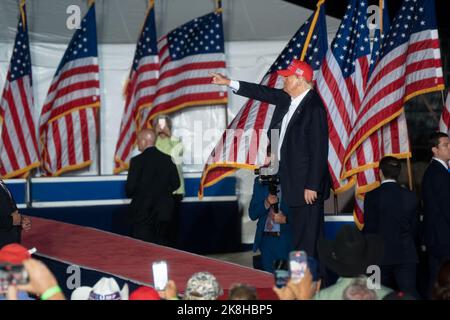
[126,129,180,244]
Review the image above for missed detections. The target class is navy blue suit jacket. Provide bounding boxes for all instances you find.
[363,182,418,265]
[248,178,292,253]
[235,81,331,207]
[0,182,20,248]
[421,159,450,257]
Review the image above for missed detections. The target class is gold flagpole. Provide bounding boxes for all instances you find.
[215,0,223,13]
[300,0,325,61]
[19,0,26,30]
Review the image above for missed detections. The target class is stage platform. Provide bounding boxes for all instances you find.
[22,217,278,299]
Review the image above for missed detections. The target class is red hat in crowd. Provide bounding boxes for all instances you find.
[0,243,31,264]
[129,286,161,300]
[277,60,313,82]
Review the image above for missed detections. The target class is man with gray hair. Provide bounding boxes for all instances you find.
[126,129,180,244]
[343,276,377,300]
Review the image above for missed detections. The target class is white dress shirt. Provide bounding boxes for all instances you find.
[432,157,449,170]
[277,89,310,160]
[381,179,396,185]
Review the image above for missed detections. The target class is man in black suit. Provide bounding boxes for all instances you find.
[363,156,419,297]
[421,132,450,298]
[0,180,31,248]
[211,60,330,258]
[126,129,180,245]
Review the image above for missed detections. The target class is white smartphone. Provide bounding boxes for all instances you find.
[152,260,168,291]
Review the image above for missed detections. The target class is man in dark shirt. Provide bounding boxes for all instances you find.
[126,129,180,245]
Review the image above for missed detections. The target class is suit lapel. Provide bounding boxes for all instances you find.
[269,107,287,131]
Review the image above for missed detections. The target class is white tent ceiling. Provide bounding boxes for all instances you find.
[0,0,341,43]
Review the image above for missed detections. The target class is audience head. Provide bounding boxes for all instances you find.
[379,156,401,181]
[71,277,129,300]
[184,271,222,300]
[342,276,377,300]
[429,132,450,162]
[129,286,161,300]
[228,283,258,300]
[0,243,31,264]
[318,224,384,278]
[137,129,156,152]
[432,260,450,300]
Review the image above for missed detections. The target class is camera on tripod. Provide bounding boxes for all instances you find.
[254,165,280,212]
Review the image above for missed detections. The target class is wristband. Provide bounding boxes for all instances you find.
[40,286,62,300]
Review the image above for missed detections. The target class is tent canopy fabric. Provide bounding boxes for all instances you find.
[0,0,341,43]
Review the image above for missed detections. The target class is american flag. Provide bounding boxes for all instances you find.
[39,3,99,176]
[350,1,411,227]
[315,0,371,193]
[199,2,328,196]
[439,90,450,135]
[114,3,159,174]
[143,10,227,125]
[352,112,412,227]
[343,0,444,171]
[0,3,40,178]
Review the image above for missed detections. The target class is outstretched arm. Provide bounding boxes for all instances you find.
[210,73,290,107]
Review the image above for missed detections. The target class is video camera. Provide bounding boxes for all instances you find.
[254,165,280,213]
[0,263,29,293]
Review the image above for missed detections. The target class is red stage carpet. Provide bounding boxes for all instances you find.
[22,217,278,299]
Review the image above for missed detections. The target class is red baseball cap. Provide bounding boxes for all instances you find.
[129,286,161,300]
[0,243,31,264]
[277,60,313,82]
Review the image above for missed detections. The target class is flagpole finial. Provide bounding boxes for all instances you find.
[149,0,155,7]
[88,0,95,6]
[19,0,26,29]
[300,0,324,61]
[215,0,223,13]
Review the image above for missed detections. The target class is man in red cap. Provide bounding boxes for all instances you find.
[0,179,31,248]
[210,60,330,259]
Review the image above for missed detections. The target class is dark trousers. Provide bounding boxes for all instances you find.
[168,194,183,248]
[0,227,21,248]
[260,234,292,273]
[289,203,324,258]
[131,221,153,242]
[381,263,419,298]
[131,216,170,246]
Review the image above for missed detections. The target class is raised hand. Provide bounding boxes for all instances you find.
[210,72,230,86]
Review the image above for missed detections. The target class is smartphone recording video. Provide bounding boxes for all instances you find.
[158,118,166,130]
[152,260,168,291]
[289,251,308,283]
